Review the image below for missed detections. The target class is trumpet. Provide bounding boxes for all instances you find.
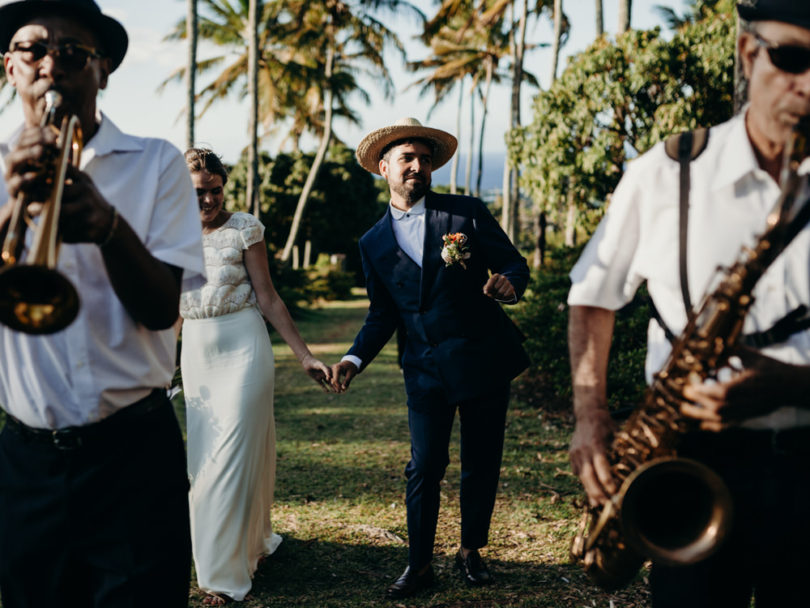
[0,90,81,334]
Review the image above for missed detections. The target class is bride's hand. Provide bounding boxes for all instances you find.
[300,354,334,392]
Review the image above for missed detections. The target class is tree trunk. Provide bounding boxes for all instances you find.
[564,183,577,247]
[595,0,603,37]
[247,0,261,218]
[281,46,334,263]
[509,0,528,243]
[501,3,515,236]
[617,0,632,35]
[450,80,463,194]
[532,211,546,269]
[464,85,474,196]
[185,0,197,150]
[550,0,562,83]
[475,59,493,198]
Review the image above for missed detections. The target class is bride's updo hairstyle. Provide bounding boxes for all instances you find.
[184,147,229,186]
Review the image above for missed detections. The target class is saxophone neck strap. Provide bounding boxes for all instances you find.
[664,127,710,318]
[655,128,810,349]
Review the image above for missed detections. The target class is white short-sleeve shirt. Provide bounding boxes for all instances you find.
[0,113,205,429]
[568,110,810,430]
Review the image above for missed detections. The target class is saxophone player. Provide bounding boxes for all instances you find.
[568,1,810,606]
[0,1,204,606]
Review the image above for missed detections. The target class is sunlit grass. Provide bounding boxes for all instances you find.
[175,294,650,607]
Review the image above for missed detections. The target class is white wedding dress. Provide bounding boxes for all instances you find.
[180,213,283,601]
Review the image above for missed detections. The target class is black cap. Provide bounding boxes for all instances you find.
[0,0,128,71]
[737,0,810,30]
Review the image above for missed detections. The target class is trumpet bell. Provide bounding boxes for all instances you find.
[0,264,79,334]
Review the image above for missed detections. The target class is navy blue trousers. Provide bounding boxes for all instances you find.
[650,428,810,608]
[405,383,510,569]
[0,395,191,608]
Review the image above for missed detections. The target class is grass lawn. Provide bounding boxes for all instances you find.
[180,291,650,608]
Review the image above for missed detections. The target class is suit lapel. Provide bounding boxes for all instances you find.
[420,193,451,306]
[368,211,420,278]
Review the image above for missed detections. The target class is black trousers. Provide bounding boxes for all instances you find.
[650,428,810,608]
[0,392,191,608]
[405,383,510,569]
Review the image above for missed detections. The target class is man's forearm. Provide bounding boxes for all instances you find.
[569,305,616,418]
[100,216,181,330]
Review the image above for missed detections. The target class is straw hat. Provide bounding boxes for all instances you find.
[0,0,129,72]
[356,117,458,175]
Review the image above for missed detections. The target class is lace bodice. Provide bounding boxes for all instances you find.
[180,212,265,319]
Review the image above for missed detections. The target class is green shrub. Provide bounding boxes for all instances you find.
[306,268,355,301]
[508,245,648,413]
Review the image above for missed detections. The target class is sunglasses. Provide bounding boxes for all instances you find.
[754,34,810,75]
[9,40,102,71]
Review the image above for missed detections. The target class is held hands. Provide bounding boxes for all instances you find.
[569,407,618,507]
[329,360,358,393]
[299,354,335,393]
[4,125,114,245]
[483,273,516,301]
[680,347,807,431]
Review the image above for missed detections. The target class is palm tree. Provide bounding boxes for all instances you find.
[160,1,297,144]
[501,0,551,242]
[247,0,260,217]
[279,0,415,263]
[409,10,509,197]
[186,0,198,150]
[422,0,546,238]
[595,0,603,37]
[618,0,632,34]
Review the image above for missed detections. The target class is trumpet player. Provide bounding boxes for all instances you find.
[0,1,204,607]
[568,1,810,606]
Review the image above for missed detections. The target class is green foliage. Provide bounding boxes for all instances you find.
[305,254,356,301]
[224,142,387,282]
[510,246,648,412]
[509,11,735,229]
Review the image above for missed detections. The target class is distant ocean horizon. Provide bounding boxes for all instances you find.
[432,151,507,194]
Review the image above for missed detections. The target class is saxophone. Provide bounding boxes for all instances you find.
[570,118,810,591]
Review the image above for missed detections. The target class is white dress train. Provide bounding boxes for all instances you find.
[182,306,283,601]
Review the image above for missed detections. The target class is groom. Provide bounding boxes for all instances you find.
[331,118,530,599]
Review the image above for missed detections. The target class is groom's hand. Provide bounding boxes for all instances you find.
[331,360,358,393]
[483,273,516,302]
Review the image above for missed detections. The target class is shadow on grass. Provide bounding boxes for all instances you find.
[188,534,649,608]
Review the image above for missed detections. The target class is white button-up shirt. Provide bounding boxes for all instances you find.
[0,113,205,429]
[569,110,810,430]
[390,197,426,267]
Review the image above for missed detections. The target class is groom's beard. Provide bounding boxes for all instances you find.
[390,172,430,203]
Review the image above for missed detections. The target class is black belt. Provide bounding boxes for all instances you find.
[3,388,168,451]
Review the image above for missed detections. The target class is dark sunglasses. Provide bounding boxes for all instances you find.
[9,40,102,71]
[755,34,810,75]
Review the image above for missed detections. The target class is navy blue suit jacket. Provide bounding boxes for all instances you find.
[348,191,530,409]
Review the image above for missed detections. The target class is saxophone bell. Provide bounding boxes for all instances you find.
[619,457,733,567]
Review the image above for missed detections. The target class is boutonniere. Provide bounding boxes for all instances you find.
[441,232,471,269]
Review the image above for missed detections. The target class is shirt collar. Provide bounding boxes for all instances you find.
[389,197,426,220]
[80,112,144,168]
[711,108,762,191]
[0,112,145,171]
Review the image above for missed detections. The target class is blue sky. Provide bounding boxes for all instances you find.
[0,0,687,170]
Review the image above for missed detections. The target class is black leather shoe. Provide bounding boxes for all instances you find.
[385,565,435,599]
[455,548,493,585]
